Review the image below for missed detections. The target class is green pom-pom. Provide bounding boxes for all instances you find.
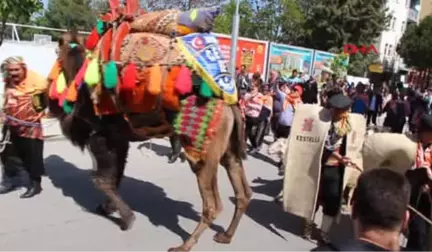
[96,19,105,35]
[63,100,74,114]
[199,81,213,98]
[103,61,118,89]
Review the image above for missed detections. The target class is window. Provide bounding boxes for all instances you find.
[401,21,405,32]
[388,45,393,56]
[384,43,389,55]
[392,17,397,30]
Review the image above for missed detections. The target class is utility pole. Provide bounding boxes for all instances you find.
[229,0,240,78]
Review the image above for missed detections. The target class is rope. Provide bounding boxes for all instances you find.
[0,129,11,153]
[408,205,432,226]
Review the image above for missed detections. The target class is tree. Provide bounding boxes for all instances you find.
[29,0,97,40]
[0,0,43,46]
[253,0,307,44]
[213,0,256,37]
[397,16,432,70]
[304,0,389,51]
[330,53,349,78]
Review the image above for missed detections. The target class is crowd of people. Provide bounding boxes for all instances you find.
[0,55,432,251]
[237,65,432,251]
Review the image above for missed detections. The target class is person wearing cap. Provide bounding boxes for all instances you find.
[405,113,432,251]
[303,93,354,245]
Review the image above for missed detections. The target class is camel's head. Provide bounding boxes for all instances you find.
[57,31,87,85]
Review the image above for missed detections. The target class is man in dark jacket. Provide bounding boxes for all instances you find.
[367,87,383,126]
[302,77,318,104]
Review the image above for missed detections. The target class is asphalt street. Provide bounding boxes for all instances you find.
[0,137,352,251]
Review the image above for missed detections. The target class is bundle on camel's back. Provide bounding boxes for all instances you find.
[45,0,250,250]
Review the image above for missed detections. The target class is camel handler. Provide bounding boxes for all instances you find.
[281,93,366,245]
[0,56,48,198]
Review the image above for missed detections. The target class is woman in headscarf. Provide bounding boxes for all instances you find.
[383,90,408,133]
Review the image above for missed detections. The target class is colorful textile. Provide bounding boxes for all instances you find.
[173,95,224,162]
[130,9,181,36]
[177,33,237,104]
[130,8,220,36]
[3,70,47,140]
[120,33,183,66]
[177,7,220,33]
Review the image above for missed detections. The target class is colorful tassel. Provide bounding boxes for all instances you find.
[199,80,213,98]
[175,65,192,95]
[147,66,162,95]
[63,100,74,114]
[65,81,78,102]
[103,61,118,89]
[96,19,105,35]
[84,58,101,87]
[74,59,89,87]
[58,89,68,107]
[122,63,137,90]
[56,72,67,94]
[85,29,100,50]
[48,61,61,81]
[49,80,59,99]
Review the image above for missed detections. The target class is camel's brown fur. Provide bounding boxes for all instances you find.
[47,31,251,251]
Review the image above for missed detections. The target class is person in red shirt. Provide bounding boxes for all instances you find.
[0,56,47,198]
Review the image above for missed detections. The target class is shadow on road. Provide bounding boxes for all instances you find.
[137,141,171,159]
[44,155,223,241]
[244,177,354,246]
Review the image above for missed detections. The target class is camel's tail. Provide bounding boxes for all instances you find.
[231,105,247,160]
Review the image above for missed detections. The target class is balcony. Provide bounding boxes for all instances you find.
[407,8,419,23]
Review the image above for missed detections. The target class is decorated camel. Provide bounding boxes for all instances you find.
[44,1,251,251]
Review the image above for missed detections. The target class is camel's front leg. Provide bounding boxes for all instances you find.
[88,133,135,230]
[213,151,251,244]
[168,160,219,251]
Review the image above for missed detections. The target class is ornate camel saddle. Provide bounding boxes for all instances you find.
[47,0,237,160]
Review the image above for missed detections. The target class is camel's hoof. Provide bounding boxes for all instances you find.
[213,232,232,244]
[119,213,136,231]
[167,245,191,252]
[96,204,115,216]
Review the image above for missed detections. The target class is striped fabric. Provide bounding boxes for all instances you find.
[244,92,263,118]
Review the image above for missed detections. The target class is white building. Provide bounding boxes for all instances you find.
[376,0,420,74]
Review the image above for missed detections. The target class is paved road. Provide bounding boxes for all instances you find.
[0,138,352,251]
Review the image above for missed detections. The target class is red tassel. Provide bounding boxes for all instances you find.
[85,29,100,50]
[175,65,193,95]
[121,63,137,90]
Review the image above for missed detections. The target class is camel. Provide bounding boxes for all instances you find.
[43,2,252,251]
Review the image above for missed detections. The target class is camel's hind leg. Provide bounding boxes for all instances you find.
[213,149,252,244]
[168,107,233,252]
[88,133,135,231]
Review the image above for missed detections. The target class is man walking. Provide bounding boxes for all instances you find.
[367,87,383,126]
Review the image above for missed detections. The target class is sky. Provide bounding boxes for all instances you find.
[42,0,48,8]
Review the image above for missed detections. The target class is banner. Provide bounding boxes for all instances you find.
[178,33,237,104]
[268,43,314,79]
[312,50,336,77]
[215,34,268,78]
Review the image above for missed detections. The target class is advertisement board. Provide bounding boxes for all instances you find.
[312,50,337,77]
[268,43,314,79]
[215,33,269,79]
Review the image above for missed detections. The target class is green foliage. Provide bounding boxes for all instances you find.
[330,53,349,78]
[213,0,307,44]
[0,0,43,45]
[397,16,432,69]
[213,0,256,37]
[304,0,390,51]
[346,52,380,76]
